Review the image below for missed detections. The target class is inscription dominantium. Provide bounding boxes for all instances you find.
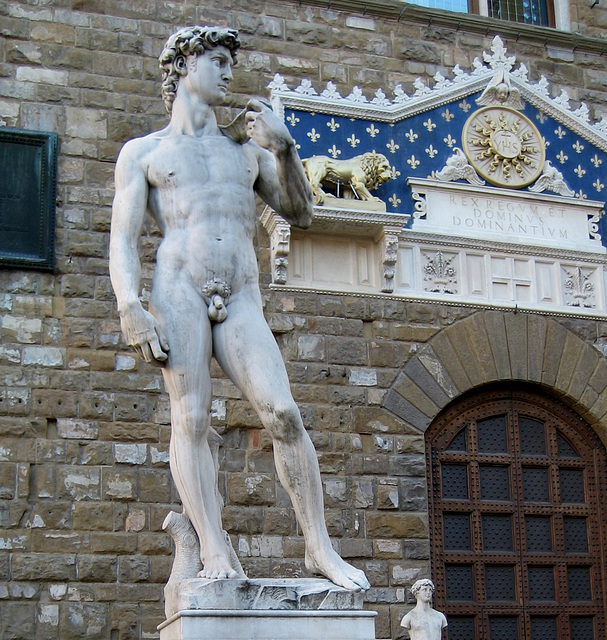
[451,194,569,239]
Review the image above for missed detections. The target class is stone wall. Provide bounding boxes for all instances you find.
[1,1,607,639]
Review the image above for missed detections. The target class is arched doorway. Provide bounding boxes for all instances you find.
[426,385,607,639]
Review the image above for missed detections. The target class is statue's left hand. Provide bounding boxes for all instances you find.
[245,99,293,154]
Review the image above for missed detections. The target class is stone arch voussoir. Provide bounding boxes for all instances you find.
[383,310,607,447]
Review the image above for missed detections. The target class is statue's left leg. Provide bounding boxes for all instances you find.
[212,292,370,591]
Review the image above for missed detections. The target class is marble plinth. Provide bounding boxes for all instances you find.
[158,578,376,640]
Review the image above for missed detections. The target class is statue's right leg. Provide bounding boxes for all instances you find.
[151,280,243,579]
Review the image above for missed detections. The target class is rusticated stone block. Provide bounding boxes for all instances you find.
[57,417,99,439]
[2,603,36,640]
[227,473,276,506]
[78,554,118,582]
[353,406,415,435]
[392,374,439,419]
[73,502,113,531]
[326,336,368,366]
[0,387,31,416]
[366,512,428,538]
[118,555,150,583]
[542,320,567,387]
[60,602,109,640]
[58,465,101,501]
[12,553,77,581]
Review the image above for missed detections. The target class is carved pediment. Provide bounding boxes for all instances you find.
[262,36,607,320]
[269,36,607,251]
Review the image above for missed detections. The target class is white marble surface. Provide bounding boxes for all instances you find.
[158,578,376,640]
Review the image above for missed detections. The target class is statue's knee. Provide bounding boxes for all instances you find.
[268,402,302,440]
[175,401,210,441]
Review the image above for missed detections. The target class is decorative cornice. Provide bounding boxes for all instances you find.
[293,0,607,57]
[402,229,607,264]
[270,36,607,153]
[268,283,607,321]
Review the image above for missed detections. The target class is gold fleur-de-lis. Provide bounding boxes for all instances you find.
[405,129,419,143]
[556,150,568,164]
[287,112,300,127]
[307,128,320,143]
[388,194,401,208]
[407,155,420,169]
[425,144,438,158]
[575,189,587,200]
[366,124,379,138]
[442,108,454,123]
[423,119,436,132]
[536,111,547,124]
[459,99,471,113]
[593,179,605,193]
[386,139,400,154]
[572,140,585,154]
[591,154,602,168]
[541,136,550,148]
[574,164,586,178]
[389,166,401,180]
[444,134,456,148]
[327,145,341,159]
[347,134,360,148]
[294,142,301,150]
[326,118,340,132]
[554,126,566,139]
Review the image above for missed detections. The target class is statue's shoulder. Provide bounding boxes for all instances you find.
[118,132,163,160]
[115,132,168,181]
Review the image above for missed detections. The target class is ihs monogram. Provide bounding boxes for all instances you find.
[462,106,545,188]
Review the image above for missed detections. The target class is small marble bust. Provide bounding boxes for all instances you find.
[401,579,448,640]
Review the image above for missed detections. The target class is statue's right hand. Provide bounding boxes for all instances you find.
[119,305,169,366]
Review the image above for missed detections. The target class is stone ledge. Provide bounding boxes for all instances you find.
[159,578,376,640]
[159,608,377,640]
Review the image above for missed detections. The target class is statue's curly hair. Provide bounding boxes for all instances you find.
[159,26,240,115]
[411,579,435,597]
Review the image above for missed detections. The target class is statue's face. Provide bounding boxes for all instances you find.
[185,45,233,107]
[417,585,433,603]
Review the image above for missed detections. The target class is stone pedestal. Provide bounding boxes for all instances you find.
[158,578,376,640]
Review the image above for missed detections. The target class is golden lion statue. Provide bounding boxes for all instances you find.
[302,152,392,205]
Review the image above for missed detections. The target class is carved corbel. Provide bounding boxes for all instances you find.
[261,207,291,284]
[379,226,401,293]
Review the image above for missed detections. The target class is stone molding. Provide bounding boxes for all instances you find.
[383,311,607,446]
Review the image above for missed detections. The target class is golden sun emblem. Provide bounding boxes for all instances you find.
[462,106,545,188]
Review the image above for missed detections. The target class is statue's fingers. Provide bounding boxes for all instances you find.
[132,343,144,359]
[140,341,155,364]
[155,325,170,354]
[149,335,169,363]
[246,98,264,113]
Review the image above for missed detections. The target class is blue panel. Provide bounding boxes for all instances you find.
[285,92,607,248]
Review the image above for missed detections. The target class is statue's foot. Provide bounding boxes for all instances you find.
[305,547,370,592]
[197,553,247,580]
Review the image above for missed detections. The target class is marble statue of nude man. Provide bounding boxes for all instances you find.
[109,26,370,592]
[401,579,448,640]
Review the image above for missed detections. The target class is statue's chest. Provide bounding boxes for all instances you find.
[147,137,255,190]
